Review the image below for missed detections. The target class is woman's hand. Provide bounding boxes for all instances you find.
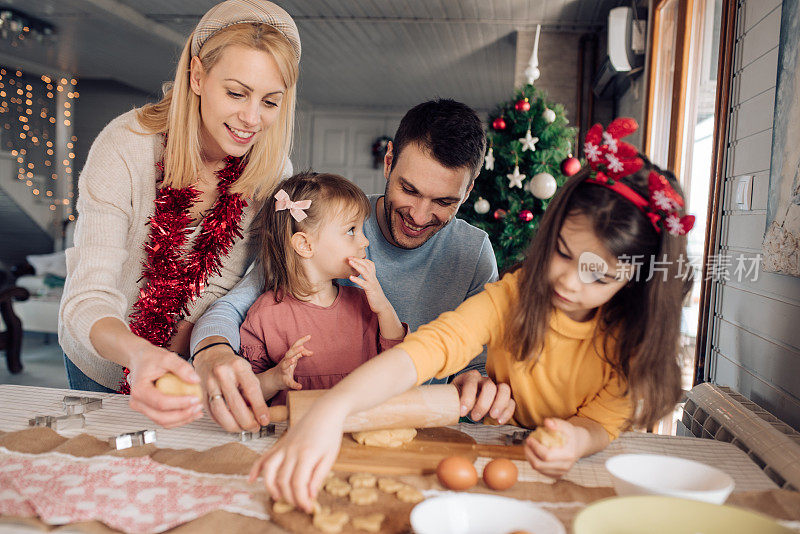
[347,257,392,314]
[249,399,347,512]
[524,418,583,478]
[89,317,203,428]
[193,338,270,432]
[126,344,204,428]
[451,370,516,424]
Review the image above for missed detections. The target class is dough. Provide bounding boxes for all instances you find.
[324,478,351,497]
[312,506,349,533]
[351,428,417,448]
[352,513,385,532]
[396,485,424,504]
[272,500,294,514]
[348,472,376,488]
[154,373,202,400]
[349,487,379,505]
[530,427,566,449]
[377,477,404,494]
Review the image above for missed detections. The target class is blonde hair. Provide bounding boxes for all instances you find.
[136,22,298,200]
[259,172,371,301]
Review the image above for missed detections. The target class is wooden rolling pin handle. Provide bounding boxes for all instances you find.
[268,405,289,423]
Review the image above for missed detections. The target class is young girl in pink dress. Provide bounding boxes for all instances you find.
[239,172,407,404]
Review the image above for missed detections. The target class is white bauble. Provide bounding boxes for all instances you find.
[530,172,557,199]
[474,197,490,214]
[542,108,556,123]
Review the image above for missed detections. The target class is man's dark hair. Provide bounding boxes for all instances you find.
[391,99,486,179]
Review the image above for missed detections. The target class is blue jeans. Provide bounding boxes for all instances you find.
[63,354,116,393]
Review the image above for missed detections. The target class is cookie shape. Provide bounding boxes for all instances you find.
[272,500,295,514]
[349,487,379,505]
[348,472,377,488]
[324,477,351,497]
[396,485,424,504]
[377,477,404,494]
[312,507,349,533]
[352,512,385,532]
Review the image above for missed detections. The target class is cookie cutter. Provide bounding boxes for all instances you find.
[28,414,86,431]
[233,424,276,442]
[63,395,103,415]
[108,429,157,450]
[502,429,531,445]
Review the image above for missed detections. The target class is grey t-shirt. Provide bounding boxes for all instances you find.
[190,194,498,382]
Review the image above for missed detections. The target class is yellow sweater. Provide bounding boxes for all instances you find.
[398,270,633,439]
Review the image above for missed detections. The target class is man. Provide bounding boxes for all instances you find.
[191,99,505,431]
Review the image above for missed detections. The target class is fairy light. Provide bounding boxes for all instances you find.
[1,65,78,219]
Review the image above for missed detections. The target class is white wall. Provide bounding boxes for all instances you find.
[293,104,405,195]
[708,0,800,430]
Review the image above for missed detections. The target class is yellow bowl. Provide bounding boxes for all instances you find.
[573,496,793,534]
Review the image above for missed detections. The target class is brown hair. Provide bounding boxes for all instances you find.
[135,22,298,200]
[505,155,691,429]
[259,172,371,300]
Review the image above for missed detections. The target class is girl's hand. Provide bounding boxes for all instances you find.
[451,370,516,424]
[249,399,347,512]
[347,257,391,314]
[277,335,313,390]
[127,345,204,428]
[524,418,582,478]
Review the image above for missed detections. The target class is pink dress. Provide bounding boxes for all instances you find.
[239,285,407,405]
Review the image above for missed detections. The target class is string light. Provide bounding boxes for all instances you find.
[1,65,77,218]
[0,8,56,47]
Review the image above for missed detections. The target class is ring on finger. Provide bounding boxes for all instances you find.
[208,393,224,403]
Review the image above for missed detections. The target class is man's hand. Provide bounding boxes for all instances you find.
[192,338,269,432]
[451,370,516,424]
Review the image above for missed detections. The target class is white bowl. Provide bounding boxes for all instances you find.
[605,453,735,504]
[410,493,566,534]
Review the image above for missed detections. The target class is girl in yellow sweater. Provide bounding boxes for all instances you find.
[251,119,695,511]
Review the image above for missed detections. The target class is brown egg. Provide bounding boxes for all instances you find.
[483,458,518,491]
[436,456,478,490]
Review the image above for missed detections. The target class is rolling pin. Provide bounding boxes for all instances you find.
[267,384,461,432]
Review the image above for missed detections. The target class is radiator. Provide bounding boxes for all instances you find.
[678,383,800,491]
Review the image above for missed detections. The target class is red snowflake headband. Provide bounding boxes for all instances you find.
[583,118,695,236]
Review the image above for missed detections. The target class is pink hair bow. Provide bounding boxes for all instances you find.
[274,189,312,222]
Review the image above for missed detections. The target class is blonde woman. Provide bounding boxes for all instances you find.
[59,0,300,428]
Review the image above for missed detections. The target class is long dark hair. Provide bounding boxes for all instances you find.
[505,155,691,429]
[258,171,371,301]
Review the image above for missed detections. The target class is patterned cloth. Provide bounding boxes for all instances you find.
[0,447,269,533]
[191,0,301,60]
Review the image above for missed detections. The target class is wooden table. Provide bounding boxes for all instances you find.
[1,384,798,533]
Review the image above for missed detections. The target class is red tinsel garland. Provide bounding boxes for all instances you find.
[119,155,248,394]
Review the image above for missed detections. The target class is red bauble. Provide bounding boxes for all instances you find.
[518,209,534,222]
[492,117,507,131]
[493,208,508,220]
[515,98,531,112]
[561,156,581,177]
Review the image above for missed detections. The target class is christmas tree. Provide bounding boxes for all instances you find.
[459,83,579,270]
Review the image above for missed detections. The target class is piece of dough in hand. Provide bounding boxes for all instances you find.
[154,373,202,400]
[351,428,417,448]
[530,426,566,448]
